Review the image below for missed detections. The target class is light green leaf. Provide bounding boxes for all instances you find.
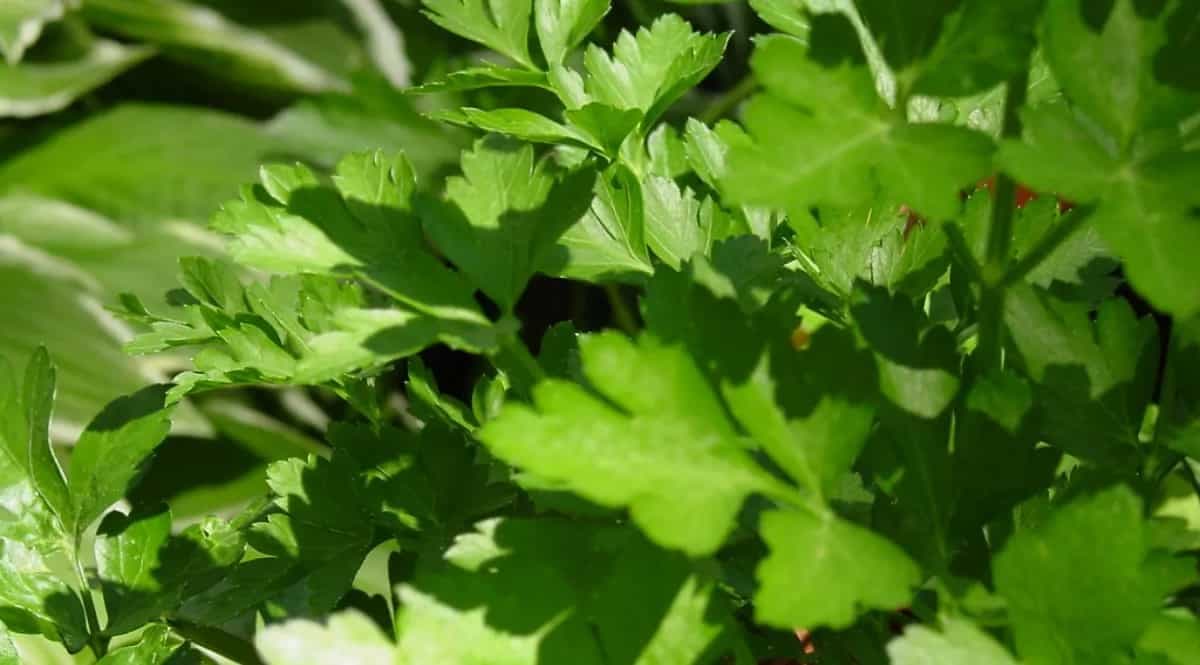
[258,610,396,665]
[479,332,778,555]
[0,40,152,118]
[410,66,550,93]
[641,175,710,269]
[756,508,920,630]
[395,518,732,664]
[1040,0,1196,145]
[0,622,15,665]
[82,0,345,94]
[727,35,993,222]
[887,616,1019,665]
[420,0,534,68]
[546,165,654,282]
[433,107,603,153]
[998,103,1200,316]
[0,349,71,527]
[748,0,810,38]
[994,486,1170,665]
[422,139,596,311]
[535,0,609,66]
[0,0,73,64]
[582,14,728,123]
[68,386,174,536]
[1139,610,1200,665]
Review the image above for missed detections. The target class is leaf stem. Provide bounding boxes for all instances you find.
[604,284,639,335]
[168,619,265,665]
[491,328,546,399]
[72,557,108,658]
[1002,204,1093,286]
[699,75,758,125]
[975,69,1029,371]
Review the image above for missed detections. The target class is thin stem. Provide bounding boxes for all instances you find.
[73,562,108,658]
[604,284,639,335]
[975,70,1030,372]
[1003,204,1093,286]
[169,619,265,665]
[699,75,757,125]
[491,329,546,399]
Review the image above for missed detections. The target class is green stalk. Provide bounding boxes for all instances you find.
[975,69,1030,372]
[73,557,108,659]
[699,75,757,125]
[604,284,639,335]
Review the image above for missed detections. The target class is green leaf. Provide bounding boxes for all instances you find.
[1160,318,1200,458]
[887,615,1019,665]
[748,0,811,38]
[213,151,488,327]
[1139,610,1200,665]
[726,34,993,221]
[1040,0,1196,145]
[854,0,959,72]
[68,386,174,536]
[0,349,71,527]
[479,332,779,555]
[546,165,653,282]
[1004,286,1158,462]
[422,138,596,311]
[851,284,960,419]
[535,0,608,66]
[0,40,152,118]
[0,104,284,224]
[998,103,1200,316]
[0,0,71,64]
[910,0,1043,97]
[420,0,534,68]
[582,14,728,123]
[95,505,243,635]
[257,610,396,665]
[641,176,713,269]
[0,623,16,665]
[993,486,1174,665]
[82,0,345,94]
[394,518,732,664]
[433,107,604,153]
[756,508,920,630]
[410,66,550,93]
[94,624,187,665]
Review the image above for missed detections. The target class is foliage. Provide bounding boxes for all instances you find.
[1,0,1200,663]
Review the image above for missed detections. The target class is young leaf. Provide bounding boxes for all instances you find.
[582,14,728,124]
[420,0,535,68]
[756,508,921,630]
[726,33,992,222]
[535,0,609,66]
[479,332,780,555]
[0,622,15,665]
[257,610,395,665]
[68,385,174,536]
